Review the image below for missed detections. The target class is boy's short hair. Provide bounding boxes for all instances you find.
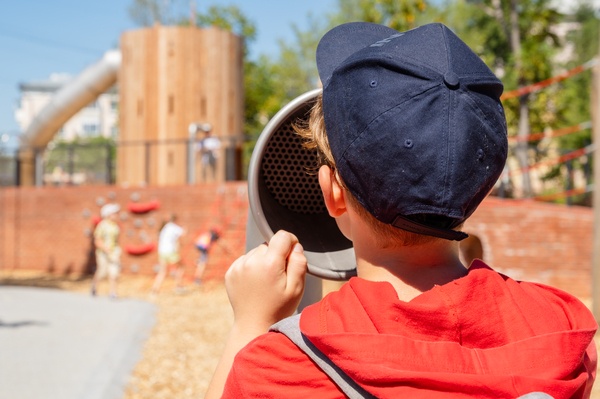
[311,22,508,241]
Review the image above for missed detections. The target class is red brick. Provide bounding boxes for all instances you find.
[0,189,594,298]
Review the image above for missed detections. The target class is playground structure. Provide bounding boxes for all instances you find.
[17,25,244,187]
[4,24,600,316]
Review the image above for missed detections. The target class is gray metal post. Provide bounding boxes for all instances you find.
[34,149,43,187]
[591,54,600,322]
[187,123,196,184]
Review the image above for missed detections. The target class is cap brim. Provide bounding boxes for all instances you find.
[317,22,399,88]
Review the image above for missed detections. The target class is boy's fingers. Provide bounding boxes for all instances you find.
[228,231,304,291]
[285,243,307,293]
[265,231,299,266]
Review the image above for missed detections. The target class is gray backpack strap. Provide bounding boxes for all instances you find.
[272,316,555,399]
[271,314,377,399]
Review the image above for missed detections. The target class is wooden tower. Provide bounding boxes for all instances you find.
[118,25,244,186]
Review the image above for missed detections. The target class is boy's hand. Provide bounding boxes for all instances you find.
[205,230,306,399]
[225,230,307,333]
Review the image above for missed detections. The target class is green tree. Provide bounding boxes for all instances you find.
[193,5,257,56]
[547,2,599,205]
[330,0,428,30]
[454,0,563,198]
[128,0,189,26]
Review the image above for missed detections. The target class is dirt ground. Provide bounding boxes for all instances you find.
[3,270,600,399]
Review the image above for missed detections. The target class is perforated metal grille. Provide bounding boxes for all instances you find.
[261,121,326,215]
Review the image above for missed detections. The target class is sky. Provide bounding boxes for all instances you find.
[0,0,335,137]
[1,0,594,142]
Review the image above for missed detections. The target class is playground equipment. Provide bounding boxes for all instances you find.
[17,25,244,187]
[18,51,121,186]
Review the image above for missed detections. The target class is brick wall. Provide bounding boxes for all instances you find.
[0,187,594,298]
[464,197,593,298]
[0,183,248,283]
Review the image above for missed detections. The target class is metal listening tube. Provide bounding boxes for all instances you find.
[246,88,356,281]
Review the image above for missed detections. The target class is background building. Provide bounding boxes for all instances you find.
[15,73,119,141]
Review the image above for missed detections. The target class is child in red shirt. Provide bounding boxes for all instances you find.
[206,22,597,399]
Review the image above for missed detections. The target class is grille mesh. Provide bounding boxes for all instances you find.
[261,121,326,215]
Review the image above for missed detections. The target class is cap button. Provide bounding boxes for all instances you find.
[444,72,460,89]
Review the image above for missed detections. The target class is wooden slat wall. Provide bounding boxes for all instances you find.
[118,26,244,186]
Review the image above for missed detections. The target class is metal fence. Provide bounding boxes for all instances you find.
[42,141,115,186]
[0,137,591,207]
[0,136,245,187]
[0,152,18,186]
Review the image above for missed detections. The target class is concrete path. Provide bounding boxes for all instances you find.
[0,286,156,399]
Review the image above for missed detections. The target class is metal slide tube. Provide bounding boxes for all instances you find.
[20,50,121,149]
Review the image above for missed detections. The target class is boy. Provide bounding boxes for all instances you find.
[206,22,597,398]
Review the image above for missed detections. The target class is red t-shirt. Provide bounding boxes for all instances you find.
[223,261,597,398]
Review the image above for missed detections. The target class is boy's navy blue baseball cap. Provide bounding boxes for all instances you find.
[316,22,508,241]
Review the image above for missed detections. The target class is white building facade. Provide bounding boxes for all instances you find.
[15,73,119,142]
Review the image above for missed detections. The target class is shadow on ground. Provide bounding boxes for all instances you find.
[0,274,90,290]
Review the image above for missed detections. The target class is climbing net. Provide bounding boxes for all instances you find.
[498,58,598,203]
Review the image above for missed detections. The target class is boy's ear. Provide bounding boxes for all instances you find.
[318,165,347,217]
